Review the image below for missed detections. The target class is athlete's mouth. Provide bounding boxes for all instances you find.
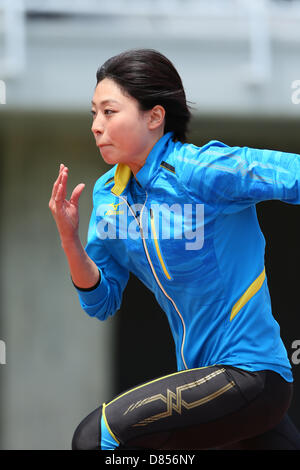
[97,143,111,149]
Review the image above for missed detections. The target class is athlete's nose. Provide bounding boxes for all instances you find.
[91,113,105,136]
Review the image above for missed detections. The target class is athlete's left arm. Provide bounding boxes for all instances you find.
[178,141,300,213]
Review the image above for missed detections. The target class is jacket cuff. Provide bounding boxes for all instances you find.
[72,269,109,306]
[71,270,101,292]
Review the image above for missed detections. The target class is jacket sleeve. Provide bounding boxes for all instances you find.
[179,140,300,214]
[74,205,129,321]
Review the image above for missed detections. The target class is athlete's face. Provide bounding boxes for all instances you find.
[91,78,164,172]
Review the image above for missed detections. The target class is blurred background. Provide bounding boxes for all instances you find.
[0,0,300,450]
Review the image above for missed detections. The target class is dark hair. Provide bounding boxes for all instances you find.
[96,49,191,142]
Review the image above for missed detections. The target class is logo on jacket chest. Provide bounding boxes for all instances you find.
[104,202,126,216]
[96,198,205,251]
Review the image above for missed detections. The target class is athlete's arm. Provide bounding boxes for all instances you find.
[50,164,129,320]
[76,201,129,320]
[179,141,300,213]
[49,164,100,289]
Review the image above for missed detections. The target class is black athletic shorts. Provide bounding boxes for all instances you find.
[72,365,300,450]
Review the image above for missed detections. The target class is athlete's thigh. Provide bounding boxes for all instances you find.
[104,365,263,448]
[72,405,102,450]
[235,414,300,450]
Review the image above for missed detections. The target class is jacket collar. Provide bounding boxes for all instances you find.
[111,132,174,196]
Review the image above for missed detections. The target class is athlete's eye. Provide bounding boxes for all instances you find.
[104,109,114,115]
[91,110,96,118]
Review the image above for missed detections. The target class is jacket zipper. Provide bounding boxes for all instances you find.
[118,192,188,370]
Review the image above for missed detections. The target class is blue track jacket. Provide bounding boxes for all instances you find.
[74,132,300,382]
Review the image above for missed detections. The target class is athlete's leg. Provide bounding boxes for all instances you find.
[118,367,293,450]
[222,414,300,450]
[216,371,300,450]
[72,404,126,450]
[246,414,300,450]
[72,405,102,450]
[71,365,294,450]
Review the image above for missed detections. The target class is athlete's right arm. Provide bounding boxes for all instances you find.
[49,164,100,289]
[49,164,129,321]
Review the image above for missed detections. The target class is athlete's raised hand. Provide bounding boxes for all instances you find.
[49,164,85,244]
[49,164,99,288]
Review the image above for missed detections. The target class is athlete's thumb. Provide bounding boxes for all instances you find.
[70,183,85,207]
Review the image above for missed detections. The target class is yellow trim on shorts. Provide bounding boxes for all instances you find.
[102,403,120,445]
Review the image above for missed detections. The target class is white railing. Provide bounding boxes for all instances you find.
[0,0,25,78]
[1,0,300,81]
[22,0,300,17]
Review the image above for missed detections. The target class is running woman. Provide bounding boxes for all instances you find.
[49,49,300,450]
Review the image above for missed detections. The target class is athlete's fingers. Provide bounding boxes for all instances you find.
[59,167,69,201]
[54,181,64,203]
[70,183,85,207]
[51,172,61,200]
[51,164,66,200]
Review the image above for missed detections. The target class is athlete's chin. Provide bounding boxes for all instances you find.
[98,146,120,165]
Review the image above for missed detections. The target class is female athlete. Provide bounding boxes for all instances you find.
[49,49,300,450]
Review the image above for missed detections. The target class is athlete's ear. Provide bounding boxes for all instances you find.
[147,105,165,130]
